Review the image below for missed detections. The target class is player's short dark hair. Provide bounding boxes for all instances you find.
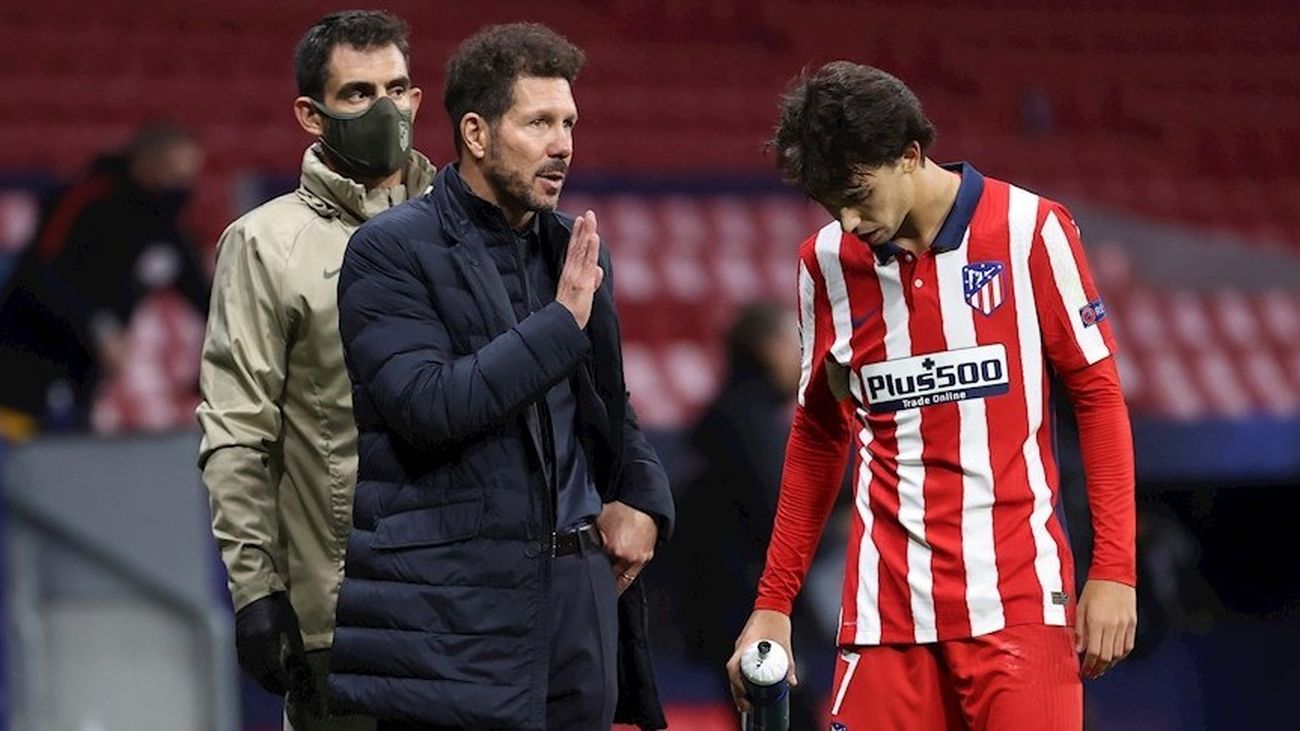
[444,23,586,153]
[771,61,937,202]
[294,11,411,101]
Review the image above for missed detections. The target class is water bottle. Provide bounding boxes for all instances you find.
[740,640,790,731]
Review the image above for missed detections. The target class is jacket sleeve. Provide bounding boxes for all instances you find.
[42,201,123,350]
[600,247,675,539]
[338,225,592,451]
[195,221,292,612]
[617,403,675,539]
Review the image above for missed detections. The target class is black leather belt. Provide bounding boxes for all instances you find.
[553,523,602,557]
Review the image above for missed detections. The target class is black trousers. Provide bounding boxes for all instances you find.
[545,539,619,729]
[377,541,619,730]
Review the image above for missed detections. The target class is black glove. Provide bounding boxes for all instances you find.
[235,591,306,696]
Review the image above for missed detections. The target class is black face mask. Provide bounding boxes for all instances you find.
[311,96,413,179]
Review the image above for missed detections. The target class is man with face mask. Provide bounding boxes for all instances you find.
[326,23,674,731]
[196,11,434,731]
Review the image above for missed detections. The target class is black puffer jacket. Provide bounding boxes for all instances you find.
[328,165,674,730]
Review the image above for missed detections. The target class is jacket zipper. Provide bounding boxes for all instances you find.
[515,236,559,538]
[512,231,558,727]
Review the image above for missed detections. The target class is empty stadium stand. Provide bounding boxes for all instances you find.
[1,0,1297,247]
[1,0,1297,427]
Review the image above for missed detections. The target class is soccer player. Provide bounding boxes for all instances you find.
[727,62,1137,730]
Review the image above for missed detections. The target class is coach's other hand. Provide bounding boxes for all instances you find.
[235,591,306,696]
[727,609,796,713]
[597,500,656,595]
[1076,579,1137,680]
[556,210,603,329]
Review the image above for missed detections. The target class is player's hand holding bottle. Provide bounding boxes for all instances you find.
[727,609,797,713]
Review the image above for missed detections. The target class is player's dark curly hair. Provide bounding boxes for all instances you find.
[444,23,586,153]
[294,11,411,101]
[771,61,936,203]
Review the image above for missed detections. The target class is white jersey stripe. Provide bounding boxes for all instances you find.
[815,223,854,366]
[936,228,1006,637]
[852,419,881,645]
[1008,187,1067,625]
[1041,211,1111,365]
[796,259,816,407]
[875,258,936,643]
[815,226,886,644]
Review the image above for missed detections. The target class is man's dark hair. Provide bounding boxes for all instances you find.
[444,23,586,152]
[771,61,936,202]
[294,11,411,101]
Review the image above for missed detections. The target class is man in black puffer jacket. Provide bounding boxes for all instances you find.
[328,23,675,731]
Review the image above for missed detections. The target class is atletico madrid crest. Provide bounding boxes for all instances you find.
[962,261,1005,316]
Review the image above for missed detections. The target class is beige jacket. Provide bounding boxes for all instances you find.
[197,145,436,650]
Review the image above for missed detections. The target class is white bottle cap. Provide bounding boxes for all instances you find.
[740,640,789,686]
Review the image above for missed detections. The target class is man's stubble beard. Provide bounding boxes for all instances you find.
[484,147,557,214]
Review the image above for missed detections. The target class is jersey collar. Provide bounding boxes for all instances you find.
[873,161,985,264]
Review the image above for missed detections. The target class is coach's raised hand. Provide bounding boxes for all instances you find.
[556,210,604,329]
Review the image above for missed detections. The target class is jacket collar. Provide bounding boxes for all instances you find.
[435,163,554,243]
[432,165,579,318]
[430,166,616,462]
[427,166,519,331]
[297,144,436,224]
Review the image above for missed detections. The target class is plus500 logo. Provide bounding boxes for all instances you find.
[859,344,1009,413]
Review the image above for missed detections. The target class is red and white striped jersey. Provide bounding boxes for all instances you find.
[755,163,1136,646]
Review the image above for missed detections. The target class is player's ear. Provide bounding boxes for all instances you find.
[901,141,922,173]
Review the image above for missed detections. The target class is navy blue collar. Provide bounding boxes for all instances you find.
[873,161,984,264]
[446,163,538,238]
[515,209,543,243]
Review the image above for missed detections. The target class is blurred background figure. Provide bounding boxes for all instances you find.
[672,301,846,730]
[0,122,207,437]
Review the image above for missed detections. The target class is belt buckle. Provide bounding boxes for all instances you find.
[549,531,559,558]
